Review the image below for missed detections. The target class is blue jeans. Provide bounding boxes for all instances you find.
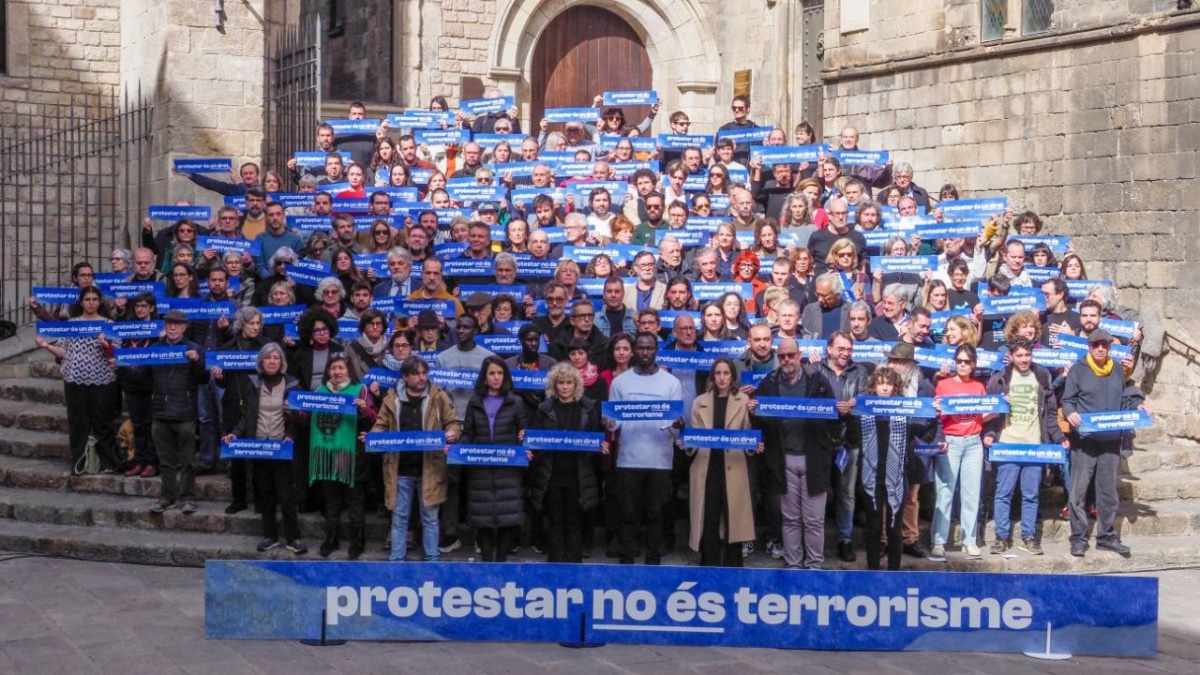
[932,435,983,547]
[390,475,440,562]
[835,446,859,543]
[994,463,1041,541]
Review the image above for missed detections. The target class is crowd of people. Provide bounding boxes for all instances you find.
[27,91,1151,568]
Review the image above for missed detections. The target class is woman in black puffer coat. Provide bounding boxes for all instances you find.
[462,356,527,562]
[528,363,605,563]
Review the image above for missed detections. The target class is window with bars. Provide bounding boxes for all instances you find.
[981,0,1007,42]
[1022,0,1053,35]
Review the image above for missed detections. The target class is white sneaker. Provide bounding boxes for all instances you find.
[766,540,784,559]
[964,543,981,557]
[741,541,754,558]
[930,544,945,558]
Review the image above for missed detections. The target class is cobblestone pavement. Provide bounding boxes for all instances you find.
[1,552,1197,675]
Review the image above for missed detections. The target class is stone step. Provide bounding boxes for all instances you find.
[0,454,232,502]
[0,427,71,461]
[0,486,392,541]
[1119,469,1200,502]
[0,400,69,434]
[953,500,1200,544]
[1123,442,1200,474]
[0,377,65,405]
[29,360,61,381]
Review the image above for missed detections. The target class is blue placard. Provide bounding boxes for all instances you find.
[156,298,236,320]
[32,287,81,304]
[602,401,684,421]
[364,431,447,453]
[981,293,1045,315]
[92,272,126,285]
[510,370,549,391]
[395,300,458,319]
[149,205,212,221]
[543,107,599,124]
[475,334,521,355]
[472,133,526,148]
[287,390,357,415]
[1064,279,1109,300]
[220,438,294,461]
[292,151,351,168]
[447,444,528,467]
[283,264,330,287]
[1011,235,1070,255]
[379,187,421,203]
[602,90,657,106]
[599,136,659,153]
[915,220,984,240]
[352,253,389,277]
[1025,266,1060,283]
[433,242,470,258]
[697,341,747,357]
[1077,409,1153,434]
[203,560,1159,656]
[738,370,770,388]
[225,195,247,210]
[36,321,109,339]
[524,429,604,452]
[791,339,829,359]
[553,162,596,179]
[332,197,370,212]
[288,215,334,232]
[657,350,718,370]
[325,119,381,135]
[490,161,542,178]
[461,96,514,116]
[447,184,505,203]
[914,345,957,370]
[114,345,190,366]
[385,111,456,128]
[428,368,479,389]
[940,395,1010,415]
[751,144,827,165]
[353,215,405,231]
[914,443,946,457]
[563,245,646,265]
[205,351,259,371]
[853,341,896,363]
[853,396,938,418]
[657,133,713,150]
[755,397,838,419]
[938,197,1009,220]
[715,127,772,144]
[258,305,306,324]
[441,258,496,277]
[656,229,707,247]
[284,322,300,341]
[693,282,752,302]
[988,442,1066,464]
[512,256,559,278]
[196,236,261,256]
[361,368,401,390]
[681,428,762,450]
[273,192,318,209]
[1099,317,1137,340]
[566,180,630,200]
[174,158,231,174]
[869,255,938,274]
[415,128,471,146]
[106,320,165,340]
[98,281,164,299]
[336,318,361,340]
[974,349,1004,371]
[831,149,890,166]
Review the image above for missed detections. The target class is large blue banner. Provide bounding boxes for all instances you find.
[204,562,1157,656]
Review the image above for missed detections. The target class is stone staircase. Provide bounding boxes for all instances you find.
[0,348,1196,571]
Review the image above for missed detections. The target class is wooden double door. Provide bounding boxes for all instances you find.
[531,6,654,127]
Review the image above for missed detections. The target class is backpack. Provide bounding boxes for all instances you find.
[73,435,102,475]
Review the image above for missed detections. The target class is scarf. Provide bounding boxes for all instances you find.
[380,353,404,371]
[578,362,600,387]
[357,332,388,360]
[1086,353,1114,378]
[859,414,908,527]
[309,381,364,487]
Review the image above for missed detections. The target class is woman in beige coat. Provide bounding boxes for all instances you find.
[687,357,759,567]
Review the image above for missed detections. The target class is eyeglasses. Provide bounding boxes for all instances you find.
[836,251,855,258]
[393,342,411,349]
[777,352,799,360]
[546,296,567,304]
[675,121,691,126]
[731,106,747,111]
[954,358,975,365]
[646,204,664,210]
[572,313,594,320]
[675,326,696,331]
[323,288,341,295]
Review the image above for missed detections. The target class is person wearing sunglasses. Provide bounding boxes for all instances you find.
[716,95,762,165]
[930,344,988,559]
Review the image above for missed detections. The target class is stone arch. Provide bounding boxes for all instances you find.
[489,0,720,126]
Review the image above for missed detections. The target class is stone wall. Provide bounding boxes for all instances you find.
[822,0,1200,439]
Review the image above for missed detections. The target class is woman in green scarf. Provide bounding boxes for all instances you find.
[310,354,378,559]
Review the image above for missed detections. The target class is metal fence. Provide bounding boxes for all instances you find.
[264,14,322,187]
[0,86,153,327]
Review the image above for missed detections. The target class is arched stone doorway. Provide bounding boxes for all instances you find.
[489,0,721,129]
[529,6,653,126]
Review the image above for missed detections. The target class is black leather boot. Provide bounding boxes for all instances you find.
[319,523,340,557]
[347,527,366,560]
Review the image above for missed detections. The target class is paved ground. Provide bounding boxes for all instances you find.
[1,551,1198,675]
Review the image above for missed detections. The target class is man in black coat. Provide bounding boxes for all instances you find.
[149,310,210,515]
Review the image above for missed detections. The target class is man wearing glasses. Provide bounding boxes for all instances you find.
[716,95,762,165]
[550,299,609,367]
[530,281,572,347]
[625,251,667,313]
[252,202,305,279]
[891,161,931,211]
[807,197,867,273]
